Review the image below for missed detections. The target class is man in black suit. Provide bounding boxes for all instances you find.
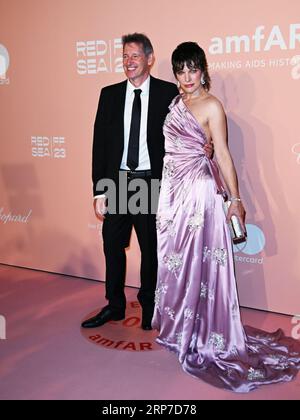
[81,33,177,330]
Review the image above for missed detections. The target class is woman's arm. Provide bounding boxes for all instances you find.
[207,98,246,231]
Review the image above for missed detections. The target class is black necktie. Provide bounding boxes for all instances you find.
[127,89,142,170]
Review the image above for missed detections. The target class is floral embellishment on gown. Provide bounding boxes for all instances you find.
[173,136,184,150]
[188,210,204,232]
[154,283,168,307]
[208,332,226,352]
[266,354,290,370]
[247,368,265,381]
[228,345,239,356]
[163,160,176,179]
[176,332,183,346]
[203,246,228,266]
[184,308,194,320]
[163,252,183,274]
[166,219,176,237]
[248,344,261,353]
[156,215,162,231]
[156,216,177,236]
[164,307,175,320]
[200,282,208,299]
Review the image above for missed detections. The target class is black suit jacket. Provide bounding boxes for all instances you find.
[92,75,178,196]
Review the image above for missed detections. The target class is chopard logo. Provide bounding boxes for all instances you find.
[0,208,32,224]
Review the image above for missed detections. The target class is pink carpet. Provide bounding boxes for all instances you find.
[0,264,299,400]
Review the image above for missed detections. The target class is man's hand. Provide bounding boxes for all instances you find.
[93,197,107,221]
[204,142,214,159]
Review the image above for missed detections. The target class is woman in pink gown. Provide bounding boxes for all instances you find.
[152,42,300,392]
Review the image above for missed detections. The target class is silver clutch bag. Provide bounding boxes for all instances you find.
[223,200,246,244]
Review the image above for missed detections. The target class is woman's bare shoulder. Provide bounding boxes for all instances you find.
[205,94,224,112]
[200,95,225,123]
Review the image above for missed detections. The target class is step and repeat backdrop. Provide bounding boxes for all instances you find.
[0,0,299,315]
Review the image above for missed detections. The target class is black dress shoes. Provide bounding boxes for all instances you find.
[141,307,153,331]
[81,306,125,328]
[141,321,152,331]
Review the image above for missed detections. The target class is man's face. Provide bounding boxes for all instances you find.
[123,42,153,86]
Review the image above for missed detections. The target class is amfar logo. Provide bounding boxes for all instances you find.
[0,44,10,84]
[209,24,300,54]
[234,224,265,265]
[76,39,123,75]
[82,301,160,352]
[31,136,66,158]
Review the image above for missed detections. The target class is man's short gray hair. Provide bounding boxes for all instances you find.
[122,33,154,56]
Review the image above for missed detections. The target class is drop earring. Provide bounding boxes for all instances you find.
[201,74,205,85]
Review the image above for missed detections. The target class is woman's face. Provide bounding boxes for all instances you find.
[176,63,202,95]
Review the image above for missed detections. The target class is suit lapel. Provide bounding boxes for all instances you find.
[114,80,127,155]
[147,76,158,149]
